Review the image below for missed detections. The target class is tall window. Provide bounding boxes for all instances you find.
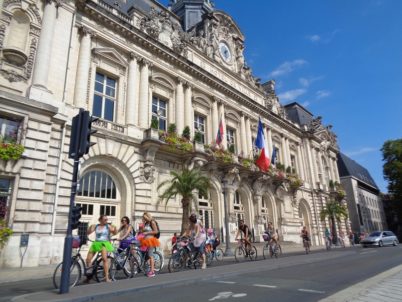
[234,191,244,223]
[0,178,12,221]
[226,127,236,153]
[198,192,213,229]
[0,116,20,143]
[273,146,280,164]
[93,72,117,122]
[152,96,167,131]
[322,156,330,187]
[194,114,206,143]
[290,154,297,174]
[78,170,117,199]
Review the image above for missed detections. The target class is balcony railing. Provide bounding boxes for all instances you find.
[94,0,134,25]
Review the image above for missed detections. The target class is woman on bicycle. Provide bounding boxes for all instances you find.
[183,213,207,269]
[118,216,135,250]
[140,212,160,278]
[86,215,117,282]
[300,226,310,248]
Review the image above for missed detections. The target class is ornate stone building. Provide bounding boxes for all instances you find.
[0,0,345,267]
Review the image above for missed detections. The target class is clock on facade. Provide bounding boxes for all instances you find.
[219,41,232,63]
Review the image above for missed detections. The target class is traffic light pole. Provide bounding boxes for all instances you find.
[59,154,80,294]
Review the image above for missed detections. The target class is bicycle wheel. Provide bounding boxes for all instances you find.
[52,260,81,289]
[278,244,283,255]
[234,247,245,262]
[248,245,257,261]
[124,254,140,278]
[153,251,164,272]
[262,244,269,260]
[94,256,114,282]
[206,251,214,266]
[168,252,184,273]
[215,249,224,261]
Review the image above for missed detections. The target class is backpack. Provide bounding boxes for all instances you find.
[153,220,161,239]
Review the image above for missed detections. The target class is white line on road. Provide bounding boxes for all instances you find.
[298,289,326,294]
[216,281,237,284]
[253,284,278,289]
[360,250,378,255]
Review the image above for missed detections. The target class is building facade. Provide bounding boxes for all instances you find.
[337,153,387,234]
[0,0,345,268]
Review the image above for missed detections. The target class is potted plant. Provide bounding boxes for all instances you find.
[168,123,177,136]
[145,118,160,140]
[182,126,191,141]
[193,131,204,152]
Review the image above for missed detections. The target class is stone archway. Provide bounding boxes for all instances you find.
[298,199,313,244]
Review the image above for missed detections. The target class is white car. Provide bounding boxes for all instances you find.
[360,231,399,247]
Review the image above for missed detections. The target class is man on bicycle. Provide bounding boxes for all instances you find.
[235,220,252,254]
[300,226,310,245]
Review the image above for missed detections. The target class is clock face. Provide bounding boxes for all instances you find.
[219,42,232,63]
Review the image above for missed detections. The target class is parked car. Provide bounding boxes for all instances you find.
[360,231,399,247]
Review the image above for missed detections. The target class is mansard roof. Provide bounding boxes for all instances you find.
[337,153,379,191]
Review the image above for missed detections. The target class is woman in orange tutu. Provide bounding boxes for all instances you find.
[140,212,160,277]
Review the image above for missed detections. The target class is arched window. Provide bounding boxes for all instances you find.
[6,10,30,52]
[78,170,117,199]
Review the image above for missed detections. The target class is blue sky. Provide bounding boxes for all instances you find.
[159,0,402,192]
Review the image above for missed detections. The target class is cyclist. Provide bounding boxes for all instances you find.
[117,216,135,250]
[140,212,160,278]
[183,213,207,269]
[348,230,355,246]
[300,226,310,250]
[324,227,331,247]
[86,215,117,282]
[235,220,253,254]
[206,228,216,253]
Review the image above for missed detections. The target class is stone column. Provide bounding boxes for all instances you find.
[297,144,306,180]
[240,114,247,157]
[219,103,227,149]
[175,79,185,134]
[305,139,316,185]
[138,60,150,128]
[31,0,57,89]
[126,53,139,125]
[333,158,340,182]
[73,27,93,108]
[184,84,193,135]
[211,98,219,143]
[281,135,288,166]
[245,117,252,157]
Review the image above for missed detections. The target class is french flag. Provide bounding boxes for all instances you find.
[255,118,270,172]
[216,116,224,145]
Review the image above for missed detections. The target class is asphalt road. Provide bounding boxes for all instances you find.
[2,245,402,302]
[93,245,402,302]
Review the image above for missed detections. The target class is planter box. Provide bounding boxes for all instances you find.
[194,142,204,153]
[145,128,160,140]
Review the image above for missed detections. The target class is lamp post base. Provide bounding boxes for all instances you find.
[224,246,234,256]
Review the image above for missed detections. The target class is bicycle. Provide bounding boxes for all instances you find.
[303,238,311,254]
[168,236,204,272]
[109,239,140,280]
[205,242,224,265]
[52,239,113,289]
[262,240,282,259]
[325,236,332,250]
[130,242,164,276]
[234,239,257,262]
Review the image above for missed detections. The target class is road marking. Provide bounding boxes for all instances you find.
[216,281,236,284]
[209,292,247,301]
[298,289,326,294]
[360,250,378,255]
[253,284,278,289]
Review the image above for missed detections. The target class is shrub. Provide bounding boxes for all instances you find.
[228,144,235,154]
[182,126,191,140]
[194,131,203,143]
[0,142,24,161]
[0,219,12,250]
[168,123,177,135]
[150,118,159,129]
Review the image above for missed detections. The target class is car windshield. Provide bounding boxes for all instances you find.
[369,232,381,237]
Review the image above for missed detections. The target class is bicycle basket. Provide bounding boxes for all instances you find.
[72,236,81,248]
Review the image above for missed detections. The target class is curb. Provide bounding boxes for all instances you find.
[319,263,402,302]
[12,249,351,302]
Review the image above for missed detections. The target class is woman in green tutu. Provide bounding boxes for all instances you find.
[86,215,117,282]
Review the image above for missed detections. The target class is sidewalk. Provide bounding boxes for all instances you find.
[320,264,402,302]
[1,242,325,284]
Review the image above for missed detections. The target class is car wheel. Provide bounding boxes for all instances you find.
[379,240,383,247]
[393,240,398,246]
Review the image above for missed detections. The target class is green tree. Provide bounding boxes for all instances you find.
[158,169,210,233]
[382,139,402,198]
[320,200,348,244]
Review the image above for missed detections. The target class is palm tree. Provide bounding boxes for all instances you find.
[158,168,210,233]
[320,200,348,244]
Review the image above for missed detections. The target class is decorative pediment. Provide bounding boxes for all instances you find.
[92,47,128,67]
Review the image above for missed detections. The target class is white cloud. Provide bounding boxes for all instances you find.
[344,147,378,157]
[269,59,307,78]
[301,101,310,107]
[299,76,323,88]
[307,35,321,42]
[278,89,307,101]
[316,90,331,99]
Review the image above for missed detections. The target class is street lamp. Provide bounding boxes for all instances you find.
[222,179,233,256]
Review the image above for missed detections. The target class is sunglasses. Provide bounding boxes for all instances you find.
[121,220,127,223]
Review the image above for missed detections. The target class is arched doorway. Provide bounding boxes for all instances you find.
[299,200,313,244]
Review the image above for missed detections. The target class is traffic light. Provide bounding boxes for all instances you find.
[68,111,83,159]
[78,111,99,157]
[71,205,82,230]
